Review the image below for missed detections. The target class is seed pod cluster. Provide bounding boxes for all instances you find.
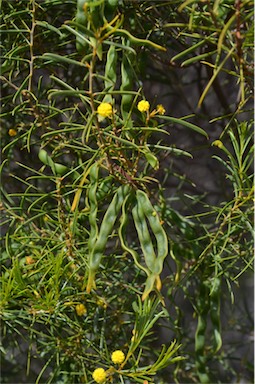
[118,194,148,274]
[132,190,168,300]
[86,183,131,293]
[86,182,168,300]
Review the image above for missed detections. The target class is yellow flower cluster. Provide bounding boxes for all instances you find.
[111,350,125,364]
[137,100,166,116]
[92,350,125,382]
[97,102,112,118]
[8,128,17,136]
[92,368,106,384]
[137,100,150,112]
[156,104,166,115]
[75,303,86,316]
[96,100,165,121]
[26,256,35,265]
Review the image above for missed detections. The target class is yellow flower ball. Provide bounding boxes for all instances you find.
[111,350,125,364]
[97,102,112,118]
[156,104,166,115]
[92,368,107,383]
[26,256,35,265]
[137,100,150,112]
[75,303,87,316]
[8,129,17,137]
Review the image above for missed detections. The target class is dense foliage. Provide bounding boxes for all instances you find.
[1,1,253,383]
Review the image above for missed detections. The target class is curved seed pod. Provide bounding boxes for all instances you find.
[38,148,52,166]
[96,175,113,200]
[38,149,68,176]
[119,194,149,274]
[102,45,117,104]
[132,201,156,273]
[121,195,162,300]
[120,49,135,129]
[87,162,99,252]
[105,25,166,51]
[195,281,210,383]
[86,184,131,293]
[136,190,168,275]
[210,277,222,353]
[195,314,209,383]
[105,45,117,89]
[53,163,68,176]
[131,189,169,299]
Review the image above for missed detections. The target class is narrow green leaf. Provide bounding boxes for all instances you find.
[36,20,64,37]
[199,47,234,107]
[181,49,217,66]
[144,150,159,169]
[158,116,209,138]
[171,38,208,63]
[147,144,193,158]
[42,53,87,67]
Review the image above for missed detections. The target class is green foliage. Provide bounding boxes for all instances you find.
[1,0,253,383]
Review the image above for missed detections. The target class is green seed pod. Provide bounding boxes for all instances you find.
[118,194,149,274]
[195,314,209,383]
[53,163,68,176]
[102,45,117,104]
[136,190,168,275]
[38,149,68,176]
[131,189,169,299]
[96,176,113,200]
[105,45,117,88]
[38,148,51,166]
[87,162,99,252]
[76,0,89,54]
[195,314,207,354]
[210,277,222,352]
[120,49,135,129]
[132,201,157,273]
[86,184,131,293]
[195,281,210,383]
